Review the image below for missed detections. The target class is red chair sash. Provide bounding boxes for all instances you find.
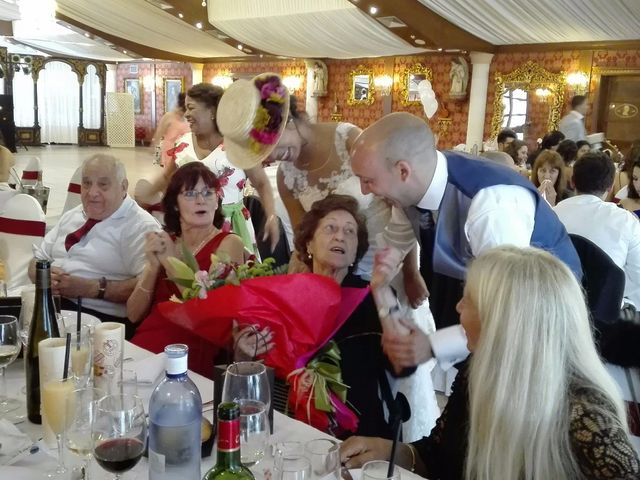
[21,171,39,180]
[67,183,81,194]
[0,217,46,236]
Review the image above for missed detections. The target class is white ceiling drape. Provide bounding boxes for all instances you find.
[56,0,244,58]
[419,0,640,45]
[208,0,425,59]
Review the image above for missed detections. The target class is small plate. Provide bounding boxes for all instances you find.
[59,309,101,333]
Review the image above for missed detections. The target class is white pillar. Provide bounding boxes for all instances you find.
[465,52,494,153]
[305,66,318,123]
[105,64,117,93]
[191,63,204,85]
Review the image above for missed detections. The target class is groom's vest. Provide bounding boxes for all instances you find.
[407,151,582,280]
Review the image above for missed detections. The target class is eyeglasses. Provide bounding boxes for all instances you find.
[180,188,217,200]
[320,223,357,237]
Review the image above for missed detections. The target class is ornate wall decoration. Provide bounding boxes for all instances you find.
[347,65,374,106]
[400,63,433,106]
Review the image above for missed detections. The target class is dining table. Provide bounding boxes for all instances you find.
[0,340,426,480]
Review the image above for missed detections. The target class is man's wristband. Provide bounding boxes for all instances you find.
[97,276,107,299]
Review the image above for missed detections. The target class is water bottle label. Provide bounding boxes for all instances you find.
[217,419,240,452]
[149,448,166,473]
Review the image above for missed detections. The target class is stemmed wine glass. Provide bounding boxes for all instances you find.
[92,394,147,480]
[42,377,75,477]
[66,387,104,480]
[0,315,21,416]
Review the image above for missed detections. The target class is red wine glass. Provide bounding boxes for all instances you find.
[92,393,147,480]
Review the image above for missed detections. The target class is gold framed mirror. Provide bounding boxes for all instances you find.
[347,65,374,106]
[490,61,565,139]
[400,63,433,106]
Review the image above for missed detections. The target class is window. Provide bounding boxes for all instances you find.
[501,88,527,140]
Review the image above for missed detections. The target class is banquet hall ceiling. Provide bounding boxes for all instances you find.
[0,0,637,61]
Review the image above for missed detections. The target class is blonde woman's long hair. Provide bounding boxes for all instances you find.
[464,246,628,480]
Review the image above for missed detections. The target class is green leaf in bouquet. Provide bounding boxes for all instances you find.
[180,242,200,274]
[167,257,196,281]
[313,375,332,412]
[329,382,348,403]
[168,276,196,289]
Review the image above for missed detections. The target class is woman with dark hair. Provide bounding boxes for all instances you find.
[293,194,411,439]
[556,139,578,167]
[620,158,640,216]
[152,91,189,167]
[129,162,271,377]
[612,140,640,202]
[505,139,528,167]
[146,83,279,255]
[527,130,565,167]
[531,150,568,206]
[576,140,591,159]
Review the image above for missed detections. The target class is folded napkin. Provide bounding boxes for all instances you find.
[129,352,165,384]
[0,419,33,465]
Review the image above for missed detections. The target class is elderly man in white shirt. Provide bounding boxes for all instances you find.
[350,112,581,371]
[28,154,160,338]
[558,95,588,142]
[554,151,640,307]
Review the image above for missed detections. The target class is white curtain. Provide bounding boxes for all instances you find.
[37,61,79,144]
[83,64,101,129]
[13,69,34,127]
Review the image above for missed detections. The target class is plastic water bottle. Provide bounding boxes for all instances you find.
[149,344,202,480]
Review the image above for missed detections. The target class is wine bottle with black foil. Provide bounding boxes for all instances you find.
[202,403,255,480]
[26,259,61,424]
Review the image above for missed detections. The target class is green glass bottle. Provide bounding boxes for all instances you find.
[202,403,255,480]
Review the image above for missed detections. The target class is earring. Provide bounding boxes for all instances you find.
[350,263,354,267]
[307,252,312,260]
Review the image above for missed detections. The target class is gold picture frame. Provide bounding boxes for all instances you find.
[124,78,142,114]
[163,77,185,114]
[490,61,565,139]
[400,63,433,106]
[347,65,374,106]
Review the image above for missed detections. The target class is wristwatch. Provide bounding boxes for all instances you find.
[97,277,107,299]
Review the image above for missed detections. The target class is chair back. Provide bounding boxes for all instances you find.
[20,156,42,186]
[62,165,82,214]
[0,194,45,291]
[134,178,164,226]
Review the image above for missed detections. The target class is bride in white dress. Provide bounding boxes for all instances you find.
[271,99,439,440]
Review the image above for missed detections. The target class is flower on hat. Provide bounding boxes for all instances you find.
[249,75,287,154]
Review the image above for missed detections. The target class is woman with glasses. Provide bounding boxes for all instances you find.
[128,162,272,377]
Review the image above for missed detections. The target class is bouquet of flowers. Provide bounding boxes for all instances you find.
[158,250,368,436]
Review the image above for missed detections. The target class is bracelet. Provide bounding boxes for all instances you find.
[405,443,417,473]
[97,277,107,300]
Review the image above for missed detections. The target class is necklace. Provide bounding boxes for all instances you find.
[182,228,217,256]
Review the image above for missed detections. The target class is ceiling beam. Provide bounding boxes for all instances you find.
[496,39,640,53]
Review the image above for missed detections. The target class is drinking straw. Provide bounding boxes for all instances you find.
[63,332,71,380]
[76,298,82,350]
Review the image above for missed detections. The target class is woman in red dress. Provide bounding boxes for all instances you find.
[128,162,272,377]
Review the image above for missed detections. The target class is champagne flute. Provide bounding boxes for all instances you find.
[66,387,105,480]
[221,361,271,408]
[42,377,75,477]
[64,324,92,388]
[0,315,21,415]
[92,393,147,480]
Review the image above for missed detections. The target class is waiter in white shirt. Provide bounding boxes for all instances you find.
[350,112,581,370]
[558,95,588,142]
[28,154,160,338]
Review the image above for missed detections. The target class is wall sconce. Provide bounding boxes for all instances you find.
[373,75,393,96]
[535,87,552,102]
[282,75,303,93]
[143,74,155,92]
[211,74,233,90]
[566,71,589,95]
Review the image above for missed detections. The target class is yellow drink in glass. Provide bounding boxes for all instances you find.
[42,379,75,434]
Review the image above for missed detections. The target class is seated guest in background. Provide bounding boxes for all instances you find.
[293,194,417,439]
[619,158,640,216]
[505,139,528,167]
[559,94,589,141]
[527,130,565,167]
[554,152,640,307]
[496,128,516,152]
[341,246,640,480]
[576,139,591,159]
[130,162,268,377]
[613,142,640,203]
[557,139,578,167]
[480,150,515,169]
[152,92,189,168]
[28,154,160,339]
[0,145,15,191]
[531,150,569,206]
[350,112,581,371]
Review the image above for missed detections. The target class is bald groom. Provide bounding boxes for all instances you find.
[350,112,581,369]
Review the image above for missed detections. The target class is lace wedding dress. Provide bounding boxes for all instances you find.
[280,123,439,440]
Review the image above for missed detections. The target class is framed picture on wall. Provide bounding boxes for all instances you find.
[124,78,142,114]
[164,77,184,114]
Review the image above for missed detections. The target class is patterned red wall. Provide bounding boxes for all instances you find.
[116,62,193,141]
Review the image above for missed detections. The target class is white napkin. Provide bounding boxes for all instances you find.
[0,419,33,464]
[129,352,165,384]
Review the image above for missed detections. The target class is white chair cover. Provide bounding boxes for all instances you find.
[20,156,42,186]
[62,165,82,215]
[0,194,45,291]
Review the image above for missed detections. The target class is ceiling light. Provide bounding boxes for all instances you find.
[201,0,206,5]
[123,50,127,54]
[178,13,184,18]
[369,6,378,15]
[237,44,243,50]
[196,22,203,29]
[84,32,90,38]
[414,39,426,45]
[437,48,443,52]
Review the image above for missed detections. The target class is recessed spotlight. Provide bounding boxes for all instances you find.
[202,1,206,6]
[437,47,443,51]
[237,44,243,50]
[414,39,426,45]
[84,32,90,38]
[410,34,415,39]
[259,54,264,58]
[178,13,184,18]
[196,22,203,29]
[123,50,127,54]
[369,6,378,14]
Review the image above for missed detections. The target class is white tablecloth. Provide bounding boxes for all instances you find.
[0,341,426,480]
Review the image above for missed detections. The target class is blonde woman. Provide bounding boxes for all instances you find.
[341,246,640,479]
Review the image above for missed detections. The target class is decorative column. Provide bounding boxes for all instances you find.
[465,52,494,153]
[105,64,117,93]
[191,63,204,85]
[304,60,318,122]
